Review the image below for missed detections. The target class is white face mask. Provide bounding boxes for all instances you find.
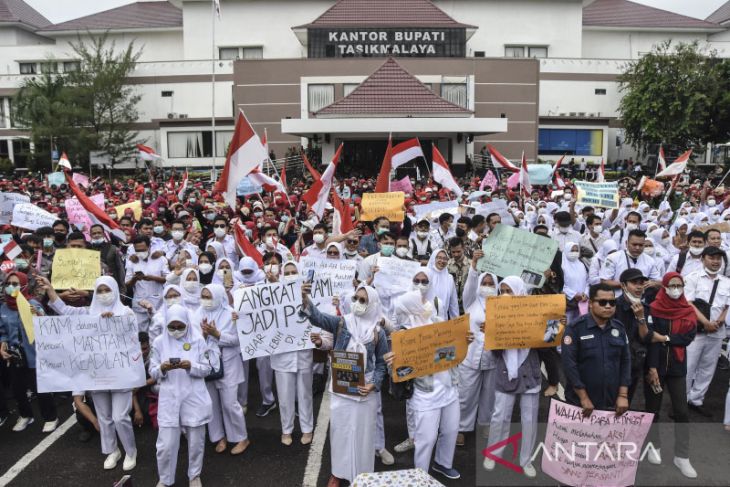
[168,327,186,339]
[352,301,368,316]
[312,234,325,244]
[666,288,683,300]
[91,238,105,245]
[624,290,641,304]
[643,247,655,256]
[661,237,671,246]
[567,251,580,261]
[416,231,429,239]
[214,228,227,238]
[136,251,149,260]
[153,225,164,234]
[395,247,409,258]
[216,269,226,280]
[284,274,298,282]
[200,298,215,310]
[707,199,716,207]
[625,223,638,231]
[689,246,704,256]
[558,225,570,234]
[198,263,213,274]
[592,225,603,235]
[704,265,719,275]
[413,283,429,295]
[96,292,115,306]
[184,259,194,268]
[172,230,185,241]
[165,296,181,307]
[183,281,199,293]
[479,285,498,298]
[265,264,280,276]
[265,236,277,247]
[538,208,547,215]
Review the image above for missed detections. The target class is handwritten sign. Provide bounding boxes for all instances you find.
[330,351,365,396]
[485,294,566,350]
[574,181,619,209]
[299,257,358,314]
[696,221,730,234]
[34,314,146,393]
[390,176,414,194]
[0,193,30,224]
[360,192,404,221]
[11,203,57,231]
[474,199,515,226]
[390,315,470,382]
[47,172,65,187]
[72,173,89,187]
[372,256,423,298]
[412,200,458,221]
[51,248,101,290]
[233,280,314,359]
[541,399,654,487]
[115,200,142,221]
[16,291,35,344]
[477,224,558,287]
[65,194,105,232]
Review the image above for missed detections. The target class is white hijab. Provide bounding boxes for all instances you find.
[88,276,131,316]
[426,249,455,304]
[179,268,201,311]
[501,276,530,381]
[193,284,234,335]
[561,242,587,300]
[342,285,381,355]
[154,304,203,362]
[237,256,266,285]
[394,289,434,329]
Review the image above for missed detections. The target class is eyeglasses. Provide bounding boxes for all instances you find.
[214,224,226,229]
[413,279,429,285]
[241,270,253,275]
[593,299,617,307]
[327,251,340,256]
[351,296,367,305]
[346,240,359,245]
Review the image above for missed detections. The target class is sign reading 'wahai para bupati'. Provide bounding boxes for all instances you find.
[308,28,466,58]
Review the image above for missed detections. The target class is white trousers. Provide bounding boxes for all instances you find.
[330,393,376,482]
[275,370,314,434]
[91,390,136,456]
[412,399,460,471]
[375,392,385,451]
[686,334,723,406]
[239,357,276,406]
[457,366,496,432]
[406,400,415,440]
[156,425,206,485]
[206,382,247,443]
[487,391,539,468]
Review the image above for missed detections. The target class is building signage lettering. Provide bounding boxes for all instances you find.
[308,28,465,58]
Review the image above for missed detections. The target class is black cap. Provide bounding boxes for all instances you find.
[555,211,571,225]
[620,268,646,283]
[702,246,726,258]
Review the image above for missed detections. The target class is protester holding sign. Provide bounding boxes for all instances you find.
[426,249,459,321]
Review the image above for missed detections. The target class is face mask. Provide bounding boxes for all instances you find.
[165,296,181,307]
[253,211,263,218]
[704,265,719,275]
[189,198,197,204]
[5,285,18,296]
[183,281,199,293]
[214,228,226,238]
[526,210,536,217]
[413,283,429,295]
[558,225,570,234]
[625,223,638,231]
[661,237,671,246]
[592,225,603,234]
[538,208,547,215]
[43,238,54,248]
[205,212,216,221]
[689,246,704,256]
[312,234,325,244]
[13,259,28,270]
[707,199,716,207]
[54,232,66,241]
[666,288,683,300]
[200,298,215,310]
[216,269,226,280]
[136,251,149,260]
[377,227,389,235]
[171,230,185,241]
[416,231,429,239]
[168,327,186,339]
[624,290,642,304]
[96,292,115,306]
[265,264,280,276]
[265,236,277,247]
[344,249,358,256]
[567,251,580,261]
[284,274,298,282]
[108,214,118,220]
[455,228,466,238]
[352,301,368,316]
[91,238,105,246]
[198,263,213,274]
[144,199,151,205]
[643,247,655,256]
[281,215,290,223]
[380,244,395,257]
[479,285,498,298]
[395,247,409,258]
[153,225,164,234]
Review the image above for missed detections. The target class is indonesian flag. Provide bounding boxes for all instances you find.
[279,161,287,191]
[596,158,605,183]
[214,109,268,210]
[166,173,175,190]
[375,135,393,193]
[58,152,72,171]
[2,240,21,260]
[519,152,531,195]
[301,151,321,180]
[657,145,667,172]
[177,170,188,201]
[432,144,463,197]
[302,143,343,218]
[64,171,127,242]
[331,188,354,236]
[552,155,566,188]
[137,144,161,161]
[656,149,692,179]
[392,138,425,169]
[486,144,519,173]
[248,167,287,194]
[234,222,263,267]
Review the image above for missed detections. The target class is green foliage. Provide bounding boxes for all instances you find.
[618,41,730,156]
[0,158,13,174]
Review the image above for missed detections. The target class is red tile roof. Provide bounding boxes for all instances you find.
[40,1,181,32]
[706,1,730,25]
[314,57,472,117]
[583,0,721,29]
[296,0,475,29]
[0,0,51,29]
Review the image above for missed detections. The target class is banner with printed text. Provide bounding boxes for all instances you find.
[574,181,619,209]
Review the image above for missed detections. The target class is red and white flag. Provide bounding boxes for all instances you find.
[64,171,127,242]
[486,144,519,173]
[518,152,531,195]
[331,188,354,236]
[657,145,667,172]
[301,151,321,179]
[137,144,161,161]
[58,152,72,171]
[552,155,566,188]
[391,138,425,169]
[302,143,343,218]
[177,170,189,201]
[432,144,463,197]
[279,161,287,191]
[375,135,394,193]
[656,149,692,179]
[214,110,269,209]
[596,158,605,183]
[2,240,21,260]
[248,167,287,194]
[233,222,263,267]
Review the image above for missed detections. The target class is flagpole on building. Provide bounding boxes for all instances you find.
[210,0,217,173]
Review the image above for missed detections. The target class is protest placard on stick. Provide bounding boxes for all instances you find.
[51,248,101,290]
[359,192,404,221]
[11,203,56,231]
[0,193,30,224]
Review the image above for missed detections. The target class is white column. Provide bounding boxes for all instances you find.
[452,136,466,165]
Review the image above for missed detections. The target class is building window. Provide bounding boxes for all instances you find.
[0,99,5,129]
[215,130,234,157]
[219,46,263,60]
[308,84,334,112]
[474,51,485,58]
[242,47,263,59]
[19,62,36,74]
[219,47,240,60]
[504,46,525,58]
[441,83,468,108]
[539,128,603,156]
[343,83,359,97]
[40,62,57,74]
[168,130,235,158]
[62,61,80,73]
[161,91,174,97]
[595,88,607,95]
[528,46,548,58]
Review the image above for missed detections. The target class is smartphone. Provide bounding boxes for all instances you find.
[306,269,315,283]
[223,268,233,288]
[169,357,181,365]
[650,382,663,394]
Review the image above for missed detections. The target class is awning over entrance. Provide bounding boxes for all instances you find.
[280,117,508,138]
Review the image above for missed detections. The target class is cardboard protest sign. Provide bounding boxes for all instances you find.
[34,314,146,393]
[390,315,470,382]
[484,294,566,350]
[299,257,358,314]
[696,221,730,234]
[47,172,65,187]
[11,203,57,231]
[477,224,558,287]
[372,256,423,298]
[65,194,105,232]
[16,291,35,344]
[541,399,654,487]
[51,248,101,290]
[115,200,142,221]
[233,280,314,359]
[360,192,405,222]
[574,181,619,209]
[412,200,458,221]
[0,193,30,224]
[330,351,365,396]
[474,198,516,226]
[390,176,414,194]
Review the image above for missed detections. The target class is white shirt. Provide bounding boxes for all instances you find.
[667,251,704,277]
[580,232,608,255]
[302,243,327,258]
[125,255,170,311]
[429,227,455,250]
[549,228,582,252]
[599,250,660,290]
[684,269,730,338]
[126,236,165,257]
[206,235,237,261]
[164,239,199,263]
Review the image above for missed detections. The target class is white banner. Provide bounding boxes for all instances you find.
[233,280,314,359]
[0,193,30,224]
[34,314,146,393]
[373,256,423,297]
[299,257,358,296]
[12,203,57,231]
[412,200,459,221]
[475,198,516,226]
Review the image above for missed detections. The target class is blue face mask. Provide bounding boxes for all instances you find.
[5,284,19,296]
[380,244,395,257]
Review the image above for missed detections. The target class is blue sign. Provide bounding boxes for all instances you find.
[236,177,262,196]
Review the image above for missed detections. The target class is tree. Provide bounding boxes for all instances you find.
[67,32,142,167]
[618,41,730,156]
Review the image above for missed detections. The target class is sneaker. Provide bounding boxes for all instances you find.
[394,437,414,453]
[42,419,59,433]
[301,432,313,445]
[103,449,122,470]
[281,434,293,446]
[456,432,465,446]
[647,448,661,465]
[483,457,496,471]
[122,452,136,471]
[376,448,394,465]
[673,457,697,478]
[523,463,537,478]
[189,477,202,487]
[256,402,277,417]
[12,416,33,432]
[432,462,460,480]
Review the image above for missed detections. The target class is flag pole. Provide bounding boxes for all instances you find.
[653,143,661,178]
[210,0,217,174]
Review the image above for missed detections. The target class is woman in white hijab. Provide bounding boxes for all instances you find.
[237,256,266,287]
[212,257,240,291]
[562,242,589,324]
[195,284,249,456]
[165,250,199,285]
[588,239,618,285]
[482,276,542,479]
[649,227,675,267]
[300,283,388,487]
[426,249,459,320]
[178,268,201,312]
[149,284,184,343]
[43,276,138,471]
[150,304,215,487]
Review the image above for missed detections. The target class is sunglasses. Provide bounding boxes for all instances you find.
[346,240,359,245]
[327,251,340,256]
[351,296,367,305]
[593,299,617,307]
[413,279,429,285]
[213,224,226,229]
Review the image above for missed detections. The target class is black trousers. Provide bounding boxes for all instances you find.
[644,374,689,458]
[9,366,57,421]
[538,347,561,387]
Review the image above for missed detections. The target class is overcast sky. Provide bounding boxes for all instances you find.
[23,0,729,24]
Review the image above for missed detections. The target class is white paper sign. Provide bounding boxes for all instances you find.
[0,193,30,224]
[299,256,358,297]
[34,314,146,393]
[373,256,423,297]
[413,200,459,221]
[233,280,314,359]
[475,199,516,226]
[12,203,57,231]
[65,194,105,232]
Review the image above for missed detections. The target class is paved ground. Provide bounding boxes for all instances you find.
[1,361,729,487]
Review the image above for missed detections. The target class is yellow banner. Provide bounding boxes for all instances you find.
[115,200,142,221]
[51,248,101,290]
[359,192,405,222]
[485,294,566,350]
[391,314,469,383]
[16,291,35,344]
